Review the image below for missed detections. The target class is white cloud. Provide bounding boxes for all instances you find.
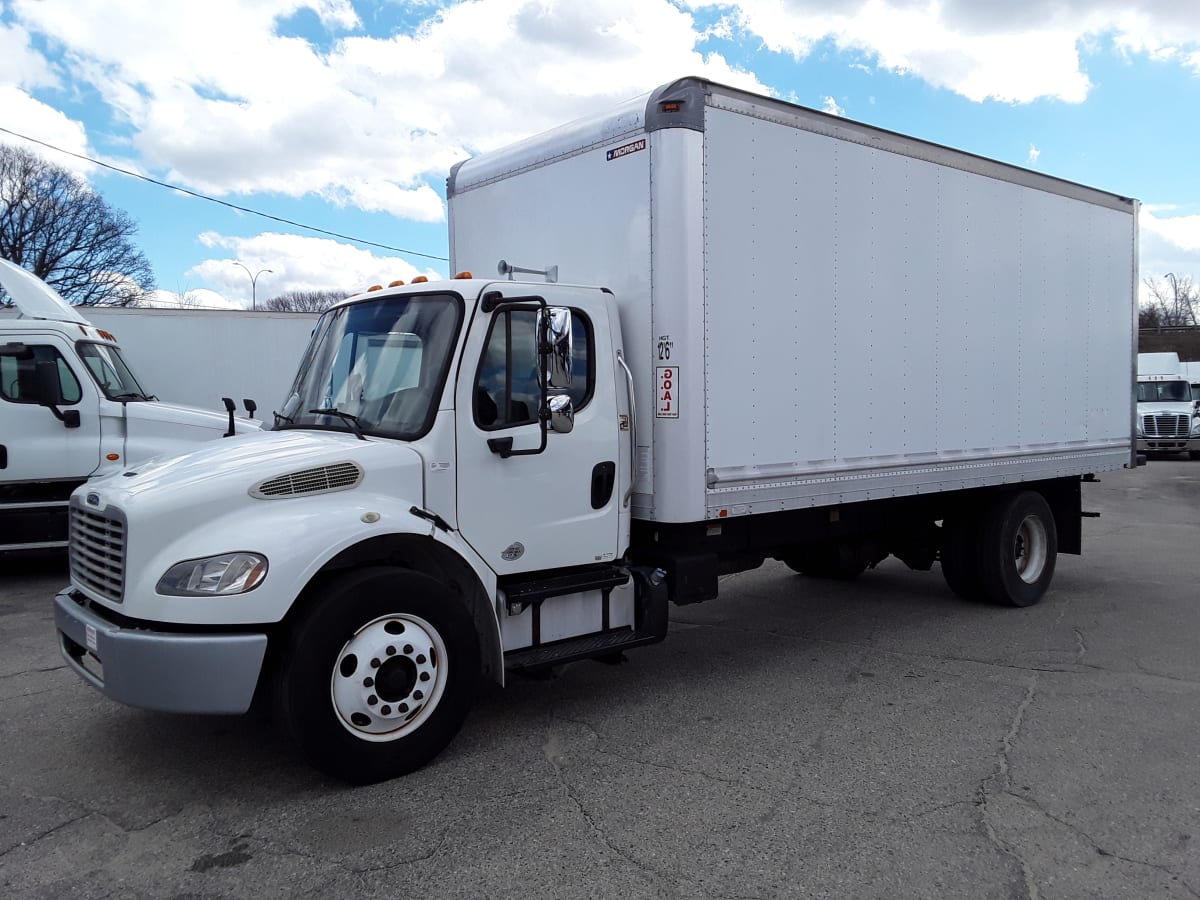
[1137,207,1200,304]
[821,96,845,116]
[684,0,1200,103]
[1027,144,1041,165]
[7,0,763,224]
[188,231,443,308]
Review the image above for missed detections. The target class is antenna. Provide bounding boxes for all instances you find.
[497,260,559,283]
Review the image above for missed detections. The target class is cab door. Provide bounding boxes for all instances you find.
[0,335,101,485]
[455,286,622,575]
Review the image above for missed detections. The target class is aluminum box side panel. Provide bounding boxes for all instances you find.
[702,103,1135,515]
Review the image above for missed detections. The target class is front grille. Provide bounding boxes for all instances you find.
[69,506,126,603]
[1141,414,1190,438]
[252,462,363,498]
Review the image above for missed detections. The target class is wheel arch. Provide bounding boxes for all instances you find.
[281,533,502,685]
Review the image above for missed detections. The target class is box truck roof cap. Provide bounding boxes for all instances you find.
[0,256,90,324]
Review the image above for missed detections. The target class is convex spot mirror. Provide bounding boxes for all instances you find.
[548,393,574,434]
[539,306,572,390]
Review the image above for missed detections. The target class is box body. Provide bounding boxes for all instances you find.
[449,78,1138,524]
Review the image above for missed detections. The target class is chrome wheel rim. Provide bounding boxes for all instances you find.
[330,614,448,742]
[1014,516,1048,584]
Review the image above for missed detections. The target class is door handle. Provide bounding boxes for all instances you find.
[591,461,616,509]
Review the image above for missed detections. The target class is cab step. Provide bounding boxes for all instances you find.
[504,627,662,671]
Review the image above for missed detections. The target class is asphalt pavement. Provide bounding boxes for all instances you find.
[1,460,1198,899]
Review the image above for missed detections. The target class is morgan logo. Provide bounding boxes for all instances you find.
[606,139,646,162]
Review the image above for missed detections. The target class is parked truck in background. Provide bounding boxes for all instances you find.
[53,78,1138,783]
[1135,351,1200,458]
[0,258,264,551]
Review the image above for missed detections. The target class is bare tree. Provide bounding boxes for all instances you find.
[0,144,154,307]
[261,289,348,313]
[1141,274,1199,327]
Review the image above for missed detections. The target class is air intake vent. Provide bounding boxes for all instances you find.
[251,462,363,499]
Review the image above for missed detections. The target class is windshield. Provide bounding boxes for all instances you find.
[77,341,152,401]
[1136,380,1192,403]
[278,292,462,439]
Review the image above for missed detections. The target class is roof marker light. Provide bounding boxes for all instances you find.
[411,275,429,284]
[453,271,473,280]
[367,284,383,292]
[388,279,406,287]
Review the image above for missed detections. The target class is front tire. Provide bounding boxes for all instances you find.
[976,491,1057,607]
[277,567,480,784]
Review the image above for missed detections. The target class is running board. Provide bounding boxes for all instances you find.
[504,628,663,671]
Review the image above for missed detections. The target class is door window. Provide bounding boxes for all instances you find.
[0,345,82,405]
[473,309,593,430]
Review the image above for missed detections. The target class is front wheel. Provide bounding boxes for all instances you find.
[277,567,480,784]
[977,491,1058,607]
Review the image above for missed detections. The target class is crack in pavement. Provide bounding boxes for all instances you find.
[0,665,67,680]
[977,674,1041,900]
[1073,628,1087,664]
[0,812,91,859]
[542,709,675,887]
[1004,791,1200,899]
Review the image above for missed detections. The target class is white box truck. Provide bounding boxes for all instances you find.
[1135,351,1200,458]
[52,79,1138,783]
[0,258,264,551]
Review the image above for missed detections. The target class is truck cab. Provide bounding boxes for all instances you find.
[1135,352,1200,458]
[0,258,261,550]
[54,275,648,783]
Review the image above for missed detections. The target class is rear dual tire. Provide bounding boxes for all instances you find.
[941,491,1057,608]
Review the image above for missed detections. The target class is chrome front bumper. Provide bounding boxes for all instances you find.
[54,589,268,714]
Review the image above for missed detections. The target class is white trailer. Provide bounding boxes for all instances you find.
[79,306,318,412]
[0,259,263,551]
[52,79,1138,783]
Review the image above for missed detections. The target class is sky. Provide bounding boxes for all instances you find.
[2,0,1199,310]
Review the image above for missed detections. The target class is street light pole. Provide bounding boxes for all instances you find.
[231,261,273,311]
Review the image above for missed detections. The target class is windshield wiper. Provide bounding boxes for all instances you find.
[308,407,367,440]
[273,410,295,426]
[110,391,152,401]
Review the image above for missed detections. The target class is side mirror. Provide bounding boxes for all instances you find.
[548,393,574,434]
[34,358,65,406]
[539,306,573,390]
[33,359,80,428]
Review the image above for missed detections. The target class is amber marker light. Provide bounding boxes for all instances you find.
[453,271,473,279]
[106,453,120,461]
[388,279,406,287]
[411,275,429,284]
[367,284,383,292]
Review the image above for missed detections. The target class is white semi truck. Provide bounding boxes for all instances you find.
[0,258,263,551]
[53,79,1138,783]
[1135,351,1200,458]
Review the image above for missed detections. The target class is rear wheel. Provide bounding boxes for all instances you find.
[976,491,1057,607]
[277,567,480,784]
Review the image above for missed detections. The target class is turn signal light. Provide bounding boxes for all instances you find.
[106,453,120,461]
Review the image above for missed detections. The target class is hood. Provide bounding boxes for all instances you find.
[87,429,425,519]
[0,257,90,324]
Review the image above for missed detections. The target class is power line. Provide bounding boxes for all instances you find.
[0,125,449,262]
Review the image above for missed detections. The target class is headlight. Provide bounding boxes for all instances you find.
[157,553,268,596]
[1192,417,1200,436]
[1136,420,1144,436]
